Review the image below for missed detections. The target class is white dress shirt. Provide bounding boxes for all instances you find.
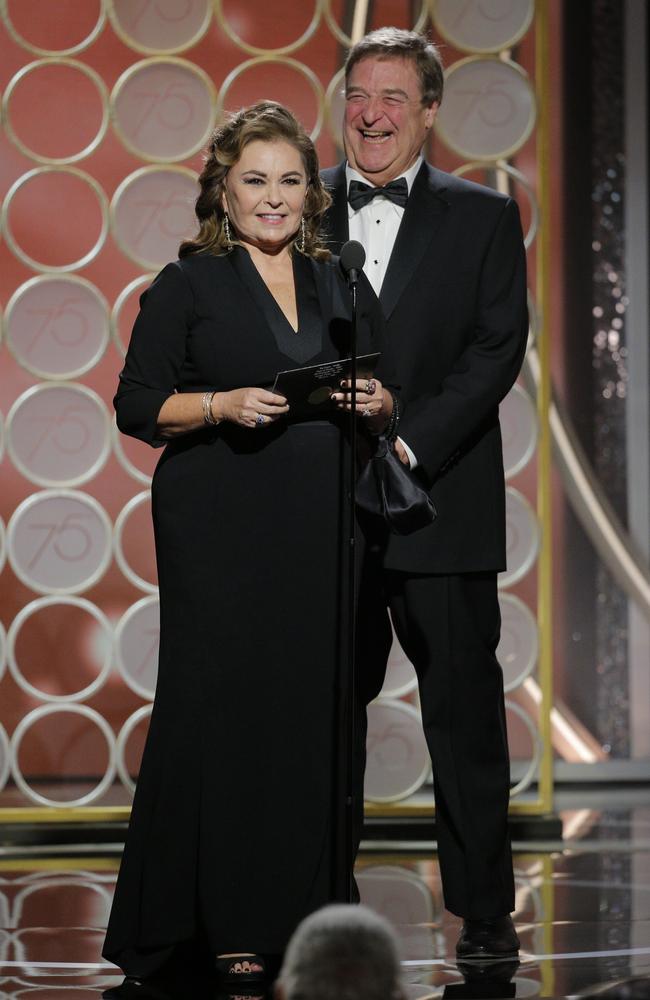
[346,157,423,469]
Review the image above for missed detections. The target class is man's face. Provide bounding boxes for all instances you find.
[343,56,438,186]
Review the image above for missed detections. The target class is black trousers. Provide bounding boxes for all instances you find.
[356,561,515,920]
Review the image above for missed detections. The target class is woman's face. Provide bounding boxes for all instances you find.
[222,139,308,252]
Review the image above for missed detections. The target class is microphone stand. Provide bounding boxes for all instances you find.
[337,240,365,904]
[344,275,358,904]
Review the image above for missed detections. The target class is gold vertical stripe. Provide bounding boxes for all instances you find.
[350,0,370,44]
[535,0,555,813]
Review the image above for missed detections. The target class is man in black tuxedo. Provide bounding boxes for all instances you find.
[322,28,528,959]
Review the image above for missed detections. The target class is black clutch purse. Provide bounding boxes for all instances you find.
[356,433,437,535]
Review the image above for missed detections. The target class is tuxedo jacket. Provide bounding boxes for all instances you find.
[321,161,528,574]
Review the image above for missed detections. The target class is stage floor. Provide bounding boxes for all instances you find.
[0,792,648,999]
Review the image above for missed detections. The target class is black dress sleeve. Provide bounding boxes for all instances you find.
[114,261,194,448]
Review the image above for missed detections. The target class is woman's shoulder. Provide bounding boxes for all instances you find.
[174,250,231,275]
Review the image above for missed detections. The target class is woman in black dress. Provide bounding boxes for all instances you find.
[103,101,394,985]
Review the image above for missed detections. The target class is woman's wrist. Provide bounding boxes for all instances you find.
[204,390,224,425]
[211,392,227,424]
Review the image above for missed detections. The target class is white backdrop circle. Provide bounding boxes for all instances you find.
[506,699,542,797]
[432,0,535,54]
[365,698,430,803]
[7,490,113,595]
[499,382,538,479]
[0,722,10,794]
[381,621,418,699]
[115,595,160,699]
[113,491,158,593]
[116,704,153,795]
[6,383,111,488]
[110,166,197,270]
[4,275,110,380]
[111,57,217,163]
[7,596,113,704]
[497,592,539,692]
[10,704,117,808]
[0,620,6,685]
[435,57,536,160]
[499,487,540,588]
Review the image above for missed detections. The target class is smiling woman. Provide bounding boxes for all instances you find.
[102,100,396,988]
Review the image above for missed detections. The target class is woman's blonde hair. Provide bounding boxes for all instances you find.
[179,101,331,260]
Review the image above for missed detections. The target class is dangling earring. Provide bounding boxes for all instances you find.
[298,216,306,253]
[223,211,232,244]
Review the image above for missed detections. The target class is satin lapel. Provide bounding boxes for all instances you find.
[322,163,349,253]
[379,163,450,319]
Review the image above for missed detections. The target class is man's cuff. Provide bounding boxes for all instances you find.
[397,436,418,470]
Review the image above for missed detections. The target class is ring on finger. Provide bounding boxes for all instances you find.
[365,379,377,395]
[361,405,371,418]
[255,413,265,426]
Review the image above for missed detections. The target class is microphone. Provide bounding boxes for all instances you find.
[339,240,366,287]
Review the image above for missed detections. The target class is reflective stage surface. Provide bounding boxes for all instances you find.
[0,799,648,999]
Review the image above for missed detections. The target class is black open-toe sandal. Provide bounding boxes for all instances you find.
[215,953,266,985]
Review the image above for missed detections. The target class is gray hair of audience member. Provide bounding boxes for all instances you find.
[275,904,406,1000]
[344,27,444,107]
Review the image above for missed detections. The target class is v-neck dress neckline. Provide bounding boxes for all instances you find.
[228,246,324,365]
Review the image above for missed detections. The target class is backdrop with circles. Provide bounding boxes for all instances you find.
[0,0,546,813]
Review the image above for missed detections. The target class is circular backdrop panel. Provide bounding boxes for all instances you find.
[381,621,418,699]
[499,382,538,480]
[435,57,536,160]
[7,490,112,595]
[115,595,160,699]
[497,592,539,692]
[113,492,158,593]
[110,166,198,270]
[0,620,6,684]
[2,0,106,56]
[3,58,109,164]
[0,723,10,794]
[7,597,113,703]
[111,274,154,359]
[6,384,110,488]
[4,276,110,380]
[365,698,430,803]
[111,58,217,163]
[2,167,108,273]
[432,0,535,54]
[10,704,116,808]
[218,57,324,142]
[108,0,212,54]
[116,705,153,794]
[499,486,540,588]
[506,699,541,797]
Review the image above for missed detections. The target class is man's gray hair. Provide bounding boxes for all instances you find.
[276,904,405,1000]
[345,27,444,107]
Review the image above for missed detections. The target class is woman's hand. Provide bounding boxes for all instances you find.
[332,378,392,429]
[213,387,289,428]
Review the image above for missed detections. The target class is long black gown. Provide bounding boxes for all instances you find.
[103,246,388,975]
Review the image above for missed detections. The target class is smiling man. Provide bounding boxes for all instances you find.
[322,29,528,961]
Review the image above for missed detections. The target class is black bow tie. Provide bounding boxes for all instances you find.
[348,177,409,211]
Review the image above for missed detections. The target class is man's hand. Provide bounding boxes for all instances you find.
[394,438,410,465]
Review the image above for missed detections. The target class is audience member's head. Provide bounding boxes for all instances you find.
[275,904,405,1000]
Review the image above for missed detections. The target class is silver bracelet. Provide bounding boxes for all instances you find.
[202,390,221,426]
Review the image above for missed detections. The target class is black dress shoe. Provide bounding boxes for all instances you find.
[455,915,520,960]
